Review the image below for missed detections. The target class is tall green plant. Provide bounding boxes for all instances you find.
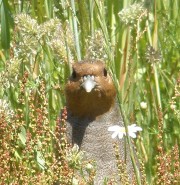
[0,0,179,184]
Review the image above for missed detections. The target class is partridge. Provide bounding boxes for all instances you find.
[65,60,135,184]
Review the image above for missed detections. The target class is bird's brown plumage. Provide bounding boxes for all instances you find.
[65,60,116,118]
[65,60,135,184]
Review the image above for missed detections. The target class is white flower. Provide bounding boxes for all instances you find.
[108,125,126,139]
[170,104,176,110]
[86,163,93,170]
[108,124,142,139]
[128,124,143,138]
[140,101,147,109]
[72,177,79,185]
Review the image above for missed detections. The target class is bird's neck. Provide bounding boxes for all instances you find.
[66,92,116,119]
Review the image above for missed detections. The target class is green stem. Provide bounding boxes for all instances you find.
[70,0,81,61]
[153,64,162,109]
[116,92,142,185]
[94,1,142,183]
[89,0,95,36]
[153,1,162,109]
[77,0,89,56]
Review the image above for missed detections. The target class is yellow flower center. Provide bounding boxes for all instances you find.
[118,127,126,133]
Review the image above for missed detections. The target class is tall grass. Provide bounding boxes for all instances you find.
[0,0,179,184]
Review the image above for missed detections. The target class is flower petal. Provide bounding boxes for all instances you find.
[129,132,137,138]
[129,124,136,128]
[128,124,142,132]
[111,131,119,139]
[108,125,120,132]
[118,132,124,139]
[134,126,142,132]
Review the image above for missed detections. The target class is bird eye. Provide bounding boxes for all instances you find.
[103,68,107,77]
[71,69,77,79]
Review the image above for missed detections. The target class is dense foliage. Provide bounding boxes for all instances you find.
[0,0,179,184]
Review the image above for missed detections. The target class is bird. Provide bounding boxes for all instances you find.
[65,59,135,184]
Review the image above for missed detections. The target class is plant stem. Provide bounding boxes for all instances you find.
[152,0,162,109]
[70,0,81,61]
[116,92,142,185]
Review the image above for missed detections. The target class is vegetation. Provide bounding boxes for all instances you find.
[0,0,179,184]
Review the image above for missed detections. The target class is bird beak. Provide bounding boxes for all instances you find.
[81,75,96,93]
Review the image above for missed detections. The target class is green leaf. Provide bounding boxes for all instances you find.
[14,150,22,159]
[18,126,26,146]
[0,0,12,49]
[36,150,46,170]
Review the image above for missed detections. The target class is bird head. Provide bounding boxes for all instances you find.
[65,60,116,119]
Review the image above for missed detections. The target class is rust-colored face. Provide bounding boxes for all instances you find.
[65,60,116,118]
